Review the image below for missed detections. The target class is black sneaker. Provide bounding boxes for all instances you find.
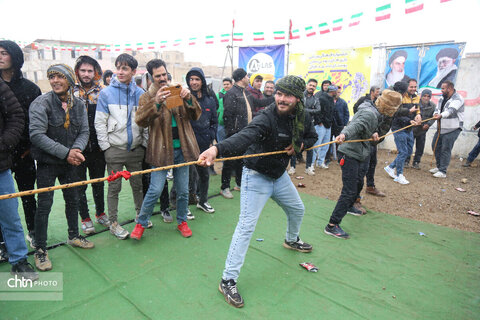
[324,224,350,239]
[197,202,215,213]
[161,209,173,223]
[283,237,313,252]
[11,259,39,281]
[412,162,420,170]
[219,279,244,308]
[347,206,363,216]
[0,242,8,262]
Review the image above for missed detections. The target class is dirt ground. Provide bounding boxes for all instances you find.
[287,149,480,233]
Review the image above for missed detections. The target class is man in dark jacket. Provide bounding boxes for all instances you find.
[0,78,38,279]
[313,84,336,168]
[407,89,436,169]
[198,75,317,308]
[73,55,108,234]
[220,68,273,199]
[0,40,42,249]
[30,64,94,271]
[353,86,380,114]
[325,89,402,239]
[186,67,218,213]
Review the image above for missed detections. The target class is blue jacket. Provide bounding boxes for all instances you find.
[95,76,147,151]
[186,67,218,152]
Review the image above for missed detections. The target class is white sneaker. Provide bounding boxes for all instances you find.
[166,169,173,181]
[394,174,410,185]
[384,166,397,179]
[320,163,329,169]
[187,209,195,220]
[81,219,95,235]
[109,222,129,240]
[429,168,439,174]
[304,166,315,176]
[220,188,234,199]
[433,171,447,178]
[287,167,296,175]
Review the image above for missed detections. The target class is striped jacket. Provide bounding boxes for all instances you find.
[436,91,464,135]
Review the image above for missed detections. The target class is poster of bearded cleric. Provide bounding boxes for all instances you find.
[384,47,420,88]
[419,43,465,89]
[238,45,285,84]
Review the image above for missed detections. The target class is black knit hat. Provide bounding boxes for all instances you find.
[232,68,247,82]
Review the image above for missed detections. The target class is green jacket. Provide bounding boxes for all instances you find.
[338,101,379,162]
[216,88,227,126]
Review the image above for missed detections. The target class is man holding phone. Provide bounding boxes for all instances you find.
[131,59,202,240]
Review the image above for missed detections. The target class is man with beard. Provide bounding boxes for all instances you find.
[428,48,459,89]
[263,80,275,98]
[130,59,201,239]
[73,56,108,234]
[385,50,410,87]
[198,75,317,308]
[0,40,41,250]
[430,80,464,178]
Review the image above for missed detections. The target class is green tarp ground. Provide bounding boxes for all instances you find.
[1,175,479,319]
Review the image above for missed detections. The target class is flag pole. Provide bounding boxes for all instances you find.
[286,19,292,75]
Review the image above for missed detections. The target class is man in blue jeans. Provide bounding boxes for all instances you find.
[198,75,317,308]
[463,120,480,167]
[313,84,336,168]
[130,59,201,240]
[0,77,38,279]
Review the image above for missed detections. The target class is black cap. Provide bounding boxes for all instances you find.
[232,68,247,82]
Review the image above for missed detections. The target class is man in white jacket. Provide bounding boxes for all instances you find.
[95,54,147,239]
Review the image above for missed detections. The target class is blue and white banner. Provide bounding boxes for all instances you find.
[238,45,285,83]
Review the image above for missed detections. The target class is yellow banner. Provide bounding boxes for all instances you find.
[289,47,373,114]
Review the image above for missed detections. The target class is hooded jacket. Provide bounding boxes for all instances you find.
[412,100,436,136]
[135,82,201,167]
[436,91,464,135]
[338,100,379,162]
[74,57,105,153]
[0,40,42,157]
[0,78,25,171]
[314,91,334,128]
[186,67,218,152]
[216,103,317,179]
[95,75,147,151]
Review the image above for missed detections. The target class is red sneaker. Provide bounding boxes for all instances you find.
[130,224,145,240]
[177,221,192,238]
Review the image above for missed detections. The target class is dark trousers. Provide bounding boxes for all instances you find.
[190,165,210,204]
[366,145,377,188]
[432,129,461,174]
[406,133,427,165]
[329,154,369,225]
[35,163,80,250]
[11,154,37,232]
[221,159,243,190]
[77,151,105,220]
[467,137,480,163]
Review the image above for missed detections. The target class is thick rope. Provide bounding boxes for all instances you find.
[0,117,434,200]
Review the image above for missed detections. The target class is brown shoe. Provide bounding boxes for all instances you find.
[353,200,367,215]
[366,186,386,197]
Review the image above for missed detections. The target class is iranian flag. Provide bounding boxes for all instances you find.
[376,3,391,21]
[305,26,316,37]
[114,44,121,51]
[91,46,97,51]
[160,41,167,48]
[147,42,155,50]
[233,33,243,42]
[220,33,230,43]
[136,43,143,50]
[189,37,197,46]
[290,29,300,40]
[60,45,66,51]
[440,0,452,2]
[349,12,363,27]
[332,18,343,31]
[173,39,181,47]
[125,44,132,51]
[273,31,285,40]
[45,45,51,50]
[106,45,111,52]
[205,35,214,44]
[100,45,106,51]
[76,47,81,52]
[54,46,59,51]
[83,46,89,51]
[319,23,330,34]
[405,0,423,13]
[253,32,264,41]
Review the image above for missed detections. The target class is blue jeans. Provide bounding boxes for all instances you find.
[467,137,480,163]
[432,129,461,174]
[222,168,305,281]
[137,149,189,226]
[0,170,28,265]
[313,125,331,166]
[217,125,226,143]
[389,130,414,175]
